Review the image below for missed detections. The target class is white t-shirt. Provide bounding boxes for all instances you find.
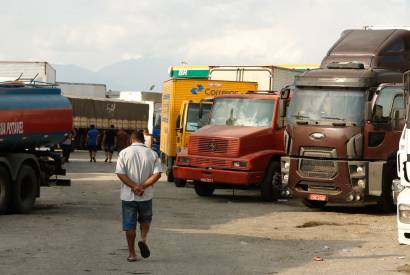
[115,143,162,201]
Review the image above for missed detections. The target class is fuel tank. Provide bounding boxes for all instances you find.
[0,84,73,152]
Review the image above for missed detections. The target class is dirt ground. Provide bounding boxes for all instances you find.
[0,151,409,275]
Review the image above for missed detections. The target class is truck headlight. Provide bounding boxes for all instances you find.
[283,174,289,184]
[356,166,364,174]
[357,179,365,189]
[399,204,410,224]
[232,160,247,168]
[284,162,290,170]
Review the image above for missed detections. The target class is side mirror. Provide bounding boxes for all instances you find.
[280,88,290,99]
[392,109,400,130]
[176,114,182,132]
[372,104,389,124]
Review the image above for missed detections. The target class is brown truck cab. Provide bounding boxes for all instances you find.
[281,29,410,210]
[173,91,289,201]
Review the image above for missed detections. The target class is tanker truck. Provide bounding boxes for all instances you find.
[0,81,72,214]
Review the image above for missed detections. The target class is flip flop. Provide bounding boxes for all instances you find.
[127,256,137,262]
[138,241,150,258]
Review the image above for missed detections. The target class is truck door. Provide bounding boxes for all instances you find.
[176,101,188,154]
[364,85,405,160]
[182,102,201,152]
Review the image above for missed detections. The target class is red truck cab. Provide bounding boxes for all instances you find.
[173,91,288,201]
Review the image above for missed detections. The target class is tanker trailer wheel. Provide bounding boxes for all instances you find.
[0,166,11,214]
[260,161,281,202]
[302,199,327,209]
[12,165,38,213]
[194,181,215,197]
[174,178,187,188]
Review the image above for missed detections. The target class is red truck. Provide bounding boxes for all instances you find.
[173,91,289,201]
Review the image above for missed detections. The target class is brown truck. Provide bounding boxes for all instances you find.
[281,29,410,211]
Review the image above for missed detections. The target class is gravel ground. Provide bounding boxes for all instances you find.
[0,151,409,275]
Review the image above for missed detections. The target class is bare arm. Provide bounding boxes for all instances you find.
[142,172,161,190]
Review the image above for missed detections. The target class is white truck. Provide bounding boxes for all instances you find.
[57,82,107,98]
[208,65,310,91]
[0,61,56,83]
[394,71,410,245]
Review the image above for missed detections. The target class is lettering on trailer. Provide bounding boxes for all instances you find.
[190,84,240,96]
[0,121,24,136]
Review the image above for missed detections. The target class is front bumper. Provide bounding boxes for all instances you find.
[173,165,264,186]
[281,156,386,203]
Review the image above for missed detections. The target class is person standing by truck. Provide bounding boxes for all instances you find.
[116,128,130,152]
[86,125,99,162]
[102,125,117,163]
[115,130,162,262]
[61,129,75,163]
[143,128,152,148]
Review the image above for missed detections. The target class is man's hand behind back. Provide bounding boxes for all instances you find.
[132,184,144,196]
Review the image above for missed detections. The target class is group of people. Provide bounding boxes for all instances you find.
[86,125,153,163]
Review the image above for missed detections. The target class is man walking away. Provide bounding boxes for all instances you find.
[115,129,162,262]
[102,125,117,163]
[86,125,99,162]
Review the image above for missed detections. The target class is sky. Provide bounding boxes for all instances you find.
[1,0,410,76]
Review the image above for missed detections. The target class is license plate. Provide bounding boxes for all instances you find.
[200,177,213,183]
[309,194,327,201]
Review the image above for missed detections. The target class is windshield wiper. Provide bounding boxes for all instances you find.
[320,116,345,121]
[291,114,311,120]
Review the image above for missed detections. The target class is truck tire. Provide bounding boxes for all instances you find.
[260,161,281,202]
[194,181,214,197]
[302,199,327,209]
[174,178,187,188]
[377,166,395,213]
[0,166,11,214]
[166,157,174,182]
[11,165,38,214]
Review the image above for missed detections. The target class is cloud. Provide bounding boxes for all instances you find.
[1,0,410,71]
[182,27,303,65]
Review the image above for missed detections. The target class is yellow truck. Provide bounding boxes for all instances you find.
[161,78,257,182]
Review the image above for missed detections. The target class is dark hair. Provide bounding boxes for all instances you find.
[90,124,95,129]
[130,129,145,143]
[110,124,115,128]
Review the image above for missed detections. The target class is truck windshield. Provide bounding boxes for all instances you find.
[185,103,213,132]
[210,98,275,127]
[287,88,365,123]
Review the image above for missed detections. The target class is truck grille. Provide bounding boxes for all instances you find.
[189,156,232,169]
[298,159,337,179]
[189,137,239,156]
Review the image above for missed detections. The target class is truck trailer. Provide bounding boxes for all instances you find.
[281,29,410,211]
[0,81,72,213]
[67,96,149,149]
[173,91,290,201]
[57,82,107,98]
[0,61,56,83]
[209,65,302,91]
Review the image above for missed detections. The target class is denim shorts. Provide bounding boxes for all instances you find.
[104,144,115,153]
[122,200,152,230]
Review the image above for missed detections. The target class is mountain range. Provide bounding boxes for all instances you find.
[53,58,173,92]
